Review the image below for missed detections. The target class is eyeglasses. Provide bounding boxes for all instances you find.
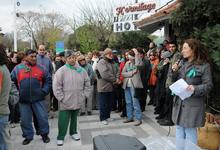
[79,59,85,61]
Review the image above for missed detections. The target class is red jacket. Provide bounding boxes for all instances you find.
[148,58,159,86]
[11,61,52,103]
[119,61,126,82]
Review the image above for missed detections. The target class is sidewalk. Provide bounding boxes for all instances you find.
[10,105,175,150]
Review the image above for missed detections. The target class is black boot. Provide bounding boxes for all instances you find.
[42,134,50,143]
[22,139,32,145]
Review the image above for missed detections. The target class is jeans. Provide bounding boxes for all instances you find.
[0,116,12,150]
[98,92,113,121]
[19,101,49,140]
[176,125,197,144]
[124,87,142,121]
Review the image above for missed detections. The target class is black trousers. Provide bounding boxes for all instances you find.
[149,85,156,104]
[9,103,20,123]
[99,92,113,121]
[139,90,148,112]
[161,88,174,121]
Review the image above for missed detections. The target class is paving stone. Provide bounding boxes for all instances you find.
[11,105,176,149]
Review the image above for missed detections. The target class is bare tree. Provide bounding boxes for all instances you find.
[17,11,40,49]
[17,11,68,51]
[74,0,114,49]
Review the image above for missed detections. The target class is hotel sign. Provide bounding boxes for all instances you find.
[113,1,158,32]
[115,3,156,16]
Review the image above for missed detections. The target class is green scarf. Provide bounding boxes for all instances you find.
[18,64,31,72]
[127,65,137,71]
[187,68,197,78]
[65,64,83,73]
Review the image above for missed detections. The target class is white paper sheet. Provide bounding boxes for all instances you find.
[169,78,193,100]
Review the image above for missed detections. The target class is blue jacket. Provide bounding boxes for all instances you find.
[11,62,52,103]
[37,55,53,75]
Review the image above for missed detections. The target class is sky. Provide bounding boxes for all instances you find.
[0,0,170,34]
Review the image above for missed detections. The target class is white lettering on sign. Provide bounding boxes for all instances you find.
[113,21,140,32]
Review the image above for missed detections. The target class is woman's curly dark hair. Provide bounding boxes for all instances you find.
[184,38,209,64]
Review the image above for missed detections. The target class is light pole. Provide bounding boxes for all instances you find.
[13,0,17,52]
[30,33,33,49]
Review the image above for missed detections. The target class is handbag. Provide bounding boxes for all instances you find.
[197,113,220,150]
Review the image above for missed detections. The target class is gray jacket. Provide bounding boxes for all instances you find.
[122,55,144,89]
[172,62,213,128]
[53,64,91,110]
[0,65,11,116]
[96,58,119,93]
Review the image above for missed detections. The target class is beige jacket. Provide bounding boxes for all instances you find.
[53,64,91,110]
[122,55,144,89]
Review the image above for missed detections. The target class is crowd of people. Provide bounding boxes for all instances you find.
[0,38,213,149]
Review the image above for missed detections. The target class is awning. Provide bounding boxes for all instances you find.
[134,0,181,33]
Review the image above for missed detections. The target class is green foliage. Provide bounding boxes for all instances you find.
[193,25,220,67]
[171,0,220,39]
[67,24,110,53]
[108,31,151,50]
[76,25,101,53]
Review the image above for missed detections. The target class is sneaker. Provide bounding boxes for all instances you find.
[42,135,50,143]
[57,140,64,146]
[71,133,80,141]
[107,118,114,121]
[134,120,142,126]
[22,139,32,145]
[101,120,108,125]
[123,119,134,123]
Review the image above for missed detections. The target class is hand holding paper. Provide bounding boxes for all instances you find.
[169,78,193,100]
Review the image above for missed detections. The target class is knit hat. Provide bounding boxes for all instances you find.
[64,50,74,58]
[103,48,112,55]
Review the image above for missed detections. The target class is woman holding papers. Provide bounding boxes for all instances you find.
[171,38,213,144]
